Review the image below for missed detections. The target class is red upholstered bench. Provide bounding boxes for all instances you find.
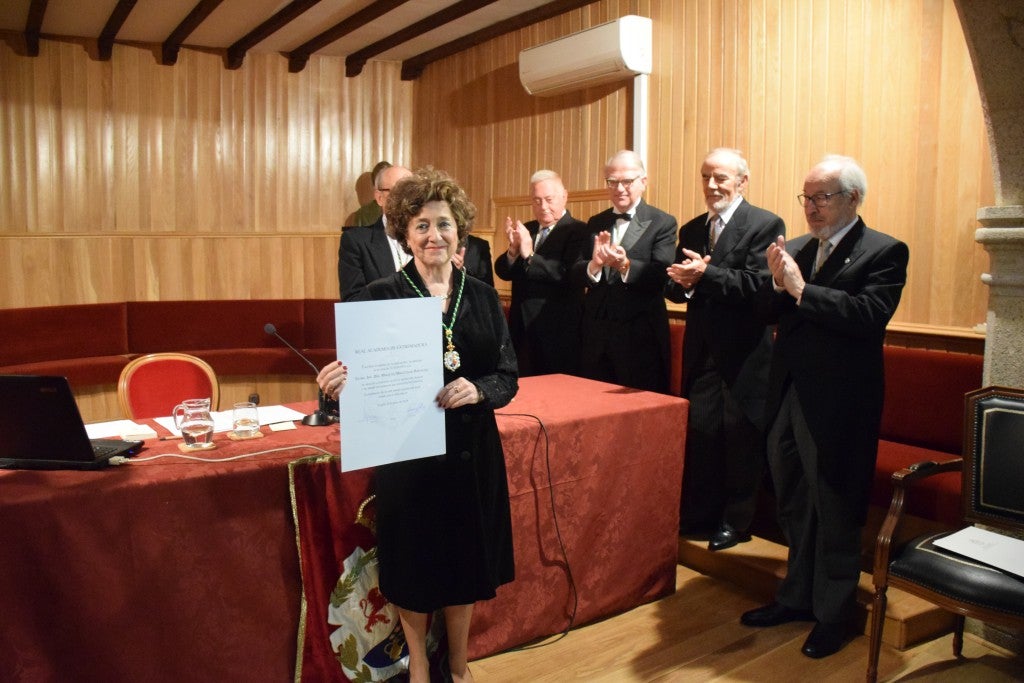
[126,299,311,376]
[302,299,338,369]
[0,303,131,389]
[873,347,984,526]
[0,300,342,391]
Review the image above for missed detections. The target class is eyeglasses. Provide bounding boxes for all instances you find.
[605,177,642,189]
[797,191,848,208]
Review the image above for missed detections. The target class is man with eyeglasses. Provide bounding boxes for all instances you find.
[571,150,678,393]
[338,164,413,300]
[495,170,589,376]
[339,165,493,299]
[743,155,909,660]
[665,148,782,551]
[352,160,392,227]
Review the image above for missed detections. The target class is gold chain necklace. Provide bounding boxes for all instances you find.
[401,267,467,371]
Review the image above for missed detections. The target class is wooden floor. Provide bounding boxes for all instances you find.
[471,565,1023,682]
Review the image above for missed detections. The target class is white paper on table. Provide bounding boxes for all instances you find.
[933,525,1024,579]
[335,298,445,471]
[85,419,158,441]
[153,404,307,435]
[252,404,307,426]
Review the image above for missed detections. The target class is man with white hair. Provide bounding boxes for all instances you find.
[743,155,909,660]
[666,148,782,551]
[572,150,678,393]
[496,170,589,376]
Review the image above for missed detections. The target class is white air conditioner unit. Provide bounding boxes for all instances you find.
[518,15,652,96]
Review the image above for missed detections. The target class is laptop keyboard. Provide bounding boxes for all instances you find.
[91,442,121,457]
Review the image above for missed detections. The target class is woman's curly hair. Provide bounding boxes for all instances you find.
[384,167,476,254]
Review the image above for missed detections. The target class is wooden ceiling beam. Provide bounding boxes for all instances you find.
[161,0,225,66]
[346,0,500,77]
[401,0,598,80]
[97,0,139,61]
[286,0,410,74]
[25,0,49,57]
[225,0,323,70]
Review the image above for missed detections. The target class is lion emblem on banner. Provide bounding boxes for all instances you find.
[328,546,407,681]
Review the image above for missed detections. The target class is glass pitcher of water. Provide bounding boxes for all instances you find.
[172,398,215,449]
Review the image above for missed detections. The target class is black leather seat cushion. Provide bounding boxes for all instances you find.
[890,531,1024,619]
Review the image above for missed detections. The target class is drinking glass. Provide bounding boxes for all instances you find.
[232,401,260,438]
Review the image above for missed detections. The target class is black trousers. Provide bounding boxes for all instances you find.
[767,384,862,624]
[679,351,765,534]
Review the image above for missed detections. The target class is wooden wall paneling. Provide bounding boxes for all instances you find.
[900,1,941,328]
[0,0,996,336]
[0,39,413,307]
[409,0,992,333]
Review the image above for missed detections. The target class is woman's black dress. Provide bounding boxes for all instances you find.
[358,262,518,613]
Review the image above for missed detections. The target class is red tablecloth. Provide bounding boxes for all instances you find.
[0,375,686,683]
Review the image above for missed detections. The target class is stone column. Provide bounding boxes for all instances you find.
[956,0,1024,654]
[976,206,1024,387]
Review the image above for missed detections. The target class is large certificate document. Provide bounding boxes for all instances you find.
[335,298,445,471]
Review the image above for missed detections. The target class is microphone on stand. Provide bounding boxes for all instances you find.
[263,322,338,426]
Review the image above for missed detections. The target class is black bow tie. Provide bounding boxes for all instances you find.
[613,212,632,222]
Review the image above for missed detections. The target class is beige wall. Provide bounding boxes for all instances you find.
[0,0,993,339]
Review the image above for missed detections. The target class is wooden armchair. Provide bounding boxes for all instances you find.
[117,352,220,419]
[867,386,1024,682]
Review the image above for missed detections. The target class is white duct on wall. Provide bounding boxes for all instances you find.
[518,15,653,97]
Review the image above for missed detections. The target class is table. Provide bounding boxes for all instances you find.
[0,375,686,682]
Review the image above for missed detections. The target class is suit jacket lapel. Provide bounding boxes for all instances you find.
[369,224,398,275]
[813,219,866,284]
[537,212,573,255]
[795,239,817,280]
[619,201,650,252]
[709,201,750,264]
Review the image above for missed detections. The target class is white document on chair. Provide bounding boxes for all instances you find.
[334,298,445,471]
[934,526,1024,578]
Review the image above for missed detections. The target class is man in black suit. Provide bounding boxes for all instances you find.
[338,165,412,300]
[453,234,494,288]
[339,164,495,299]
[742,155,909,660]
[495,170,588,376]
[665,148,781,550]
[572,150,678,393]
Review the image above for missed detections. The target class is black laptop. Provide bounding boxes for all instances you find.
[0,375,144,470]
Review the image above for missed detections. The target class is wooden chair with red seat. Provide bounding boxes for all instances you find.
[867,386,1024,682]
[117,352,220,419]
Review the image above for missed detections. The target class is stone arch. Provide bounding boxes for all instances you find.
[956,0,1024,388]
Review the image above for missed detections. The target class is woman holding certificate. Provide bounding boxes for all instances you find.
[317,167,518,683]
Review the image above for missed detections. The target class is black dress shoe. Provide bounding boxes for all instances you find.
[707,523,752,551]
[801,622,848,659]
[740,602,816,627]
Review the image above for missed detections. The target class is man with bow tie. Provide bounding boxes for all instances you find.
[665,148,782,551]
[744,154,909,660]
[572,150,678,394]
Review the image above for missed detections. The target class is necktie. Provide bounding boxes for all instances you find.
[534,226,551,250]
[813,239,832,277]
[709,216,723,252]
